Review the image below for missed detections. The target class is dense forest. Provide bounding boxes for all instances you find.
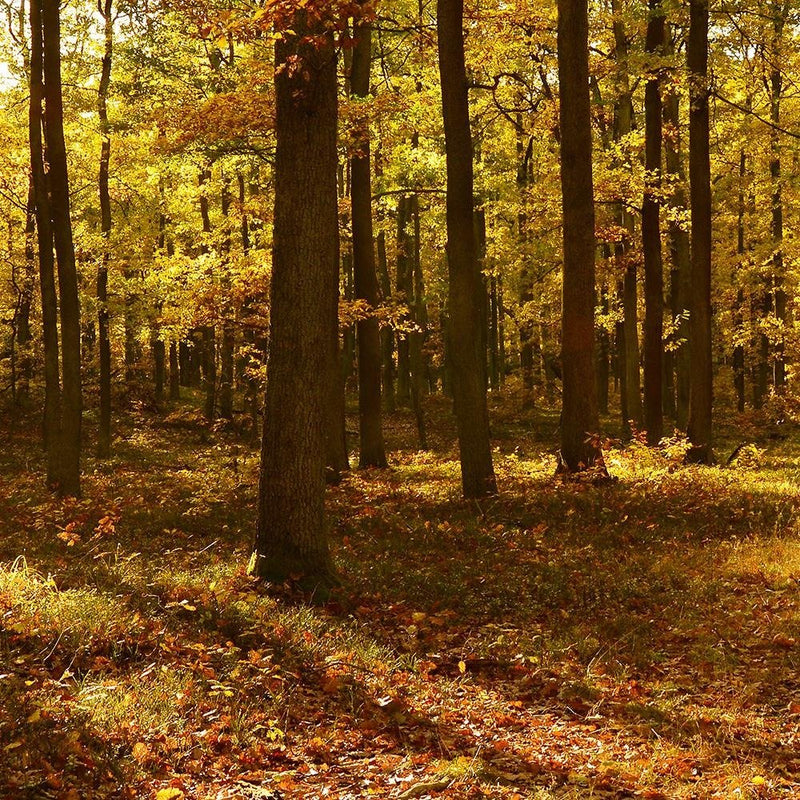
[1,0,800,798]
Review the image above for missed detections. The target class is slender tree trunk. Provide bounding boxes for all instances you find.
[219,180,235,420]
[597,283,610,415]
[409,193,428,449]
[42,0,82,495]
[376,229,396,412]
[664,23,691,430]
[16,182,36,407]
[198,167,216,420]
[29,0,60,485]
[612,2,642,435]
[350,15,387,467]
[733,150,746,412]
[557,0,603,472]
[395,194,412,406]
[437,0,497,497]
[169,340,180,401]
[252,13,338,588]
[770,7,787,390]
[96,0,113,456]
[686,0,713,463]
[642,0,664,444]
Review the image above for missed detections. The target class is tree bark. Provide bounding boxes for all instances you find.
[686,0,713,463]
[41,0,82,495]
[252,13,338,588]
[350,15,387,467]
[437,0,497,497]
[557,0,603,472]
[642,0,664,444]
[663,24,691,430]
[96,0,113,457]
[29,0,60,486]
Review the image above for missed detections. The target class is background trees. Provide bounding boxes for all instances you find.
[1,0,800,496]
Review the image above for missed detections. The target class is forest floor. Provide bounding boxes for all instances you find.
[0,390,799,799]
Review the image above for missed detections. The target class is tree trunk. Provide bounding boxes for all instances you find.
[686,0,713,463]
[219,180,235,420]
[395,194,412,406]
[376,229,396,412]
[169,340,180,401]
[409,194,428,449]
[96,0,113,457]
[642,0,664,445]
[252,13,338,588]
[557,0,603,472]
[663,24,691,430]
[612,5,642,435]
[437,0,497,497]
[350,15,387,468]
[770,8,787,390]
[733,150,746,412]
[29,0,60,486]
[42,0,82,495]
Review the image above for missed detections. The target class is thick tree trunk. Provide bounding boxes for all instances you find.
[686,0,713,463]
[252,13,338,588]
[42,0,82,495]
[557,0,603,472]
[642,0,664,444]
[16,182,36,407]
[437,0,497,497]
[350,16,387,467]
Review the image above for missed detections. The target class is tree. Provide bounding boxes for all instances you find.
[437,0,497,498]
[29,0,82,496]
[642,0,664,445]
[251,11,338,588]
[556,0,602,472]
[97,0,113,458]
[350,10,387,469]
[686,0,713,463]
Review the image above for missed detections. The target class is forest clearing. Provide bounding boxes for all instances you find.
[0,400,799,799]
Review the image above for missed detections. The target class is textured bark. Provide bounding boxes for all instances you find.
[350,16,387,467]
[29,0,60,486]
[42,0,82,495]
[557,0,602,471]
[612,2,642,435]
[252,14,338,587]
[395,194,412,406]
[686,0,713,463]
[663,25,691,430]
[770,8,787,390]
[733,150,746,412]
[409,194,428,449]
[96,0,113,457]
[642,0,664,444]
[437,0,497,497]
[198,168,216,420]
[169,341,180,402]
[219,181,235,421]
[376,230,396,412]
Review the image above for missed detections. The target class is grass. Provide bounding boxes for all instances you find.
[0,394,798,797]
